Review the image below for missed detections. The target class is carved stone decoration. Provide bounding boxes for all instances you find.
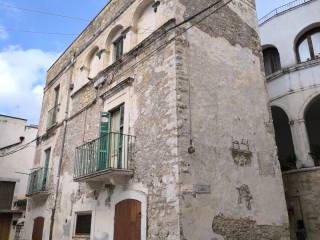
[231,139,253,166]
[236,184,253,210]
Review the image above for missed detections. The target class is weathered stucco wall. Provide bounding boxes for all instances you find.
[0,116,38,240]
[51,34,181,240]
[283,168,320,240]
[175,0,290,239]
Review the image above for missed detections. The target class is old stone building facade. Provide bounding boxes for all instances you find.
[25,0,290,239]
[260,0,320,239]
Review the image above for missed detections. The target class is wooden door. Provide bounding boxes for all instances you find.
[114,199,141,240]
[0,213,12,240]
[32,217,44,240]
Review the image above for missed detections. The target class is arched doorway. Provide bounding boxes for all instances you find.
[305,95,320,166]
[114,199,141,240]
[271,106,296,171]
[31,217,44,240]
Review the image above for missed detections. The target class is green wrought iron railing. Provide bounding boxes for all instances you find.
[26,167,49,196]
[74,132,135,179]
[46,105,59,129]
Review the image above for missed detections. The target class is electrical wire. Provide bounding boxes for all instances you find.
[0,27,78,36]
[0,0,234,158]
[0,138,37,157]
[0,1,89,22]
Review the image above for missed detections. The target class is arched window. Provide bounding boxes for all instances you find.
[105,25,125,65]
[88,47,100,78]
[296,27,320,63]
[271,106,296,171]
[262,46,281,76]
[133,0,157,45]
[305,95,320,166]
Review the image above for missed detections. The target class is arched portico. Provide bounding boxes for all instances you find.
[271,106,296,171]
[304,94,320,166]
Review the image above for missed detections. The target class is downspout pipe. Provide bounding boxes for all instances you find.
[49,56,75,240]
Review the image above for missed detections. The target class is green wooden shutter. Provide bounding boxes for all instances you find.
[117,105,124,168]
[42,148,51,190]
[114,37,124,61]
[98,112,111,170]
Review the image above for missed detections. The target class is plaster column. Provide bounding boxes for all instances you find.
[291,119,314,168]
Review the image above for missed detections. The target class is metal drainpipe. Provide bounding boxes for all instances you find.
[49,56,75,240]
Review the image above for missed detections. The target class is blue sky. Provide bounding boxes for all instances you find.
[0,0,293,124]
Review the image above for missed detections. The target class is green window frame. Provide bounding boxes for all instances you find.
[98,104,125,170]
[42,148,51,190]
[113,36,124,61]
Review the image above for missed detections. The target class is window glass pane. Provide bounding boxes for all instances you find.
[75,214,91,235]
[298,39,311,62]
[311,32,320,57]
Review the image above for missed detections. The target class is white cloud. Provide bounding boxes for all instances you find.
[0,46,59,124]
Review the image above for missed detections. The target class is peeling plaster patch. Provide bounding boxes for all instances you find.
[179,0,261,57]
[236,184,253,210]
[212,214,289,240]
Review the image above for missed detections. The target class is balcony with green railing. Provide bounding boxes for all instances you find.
[26,167,49,197]
[46,105,59,129]
[74,132,135,182]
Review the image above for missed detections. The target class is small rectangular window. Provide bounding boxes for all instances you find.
[75,213,92,235]
[114,37,124,61]
[54,85,60,107]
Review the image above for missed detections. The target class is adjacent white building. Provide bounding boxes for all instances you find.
[260,0,320,239]
[260,0,320,169]
[0,114,38,240]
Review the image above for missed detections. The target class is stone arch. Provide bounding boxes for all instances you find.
[105,25,125,64]
[86,46,100,78]
[132,0,157,44]
[270,103,292,120]
[262,44,281,76]
[298,90,320,120]
[304,94,320,166]
[271,105,296,171]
